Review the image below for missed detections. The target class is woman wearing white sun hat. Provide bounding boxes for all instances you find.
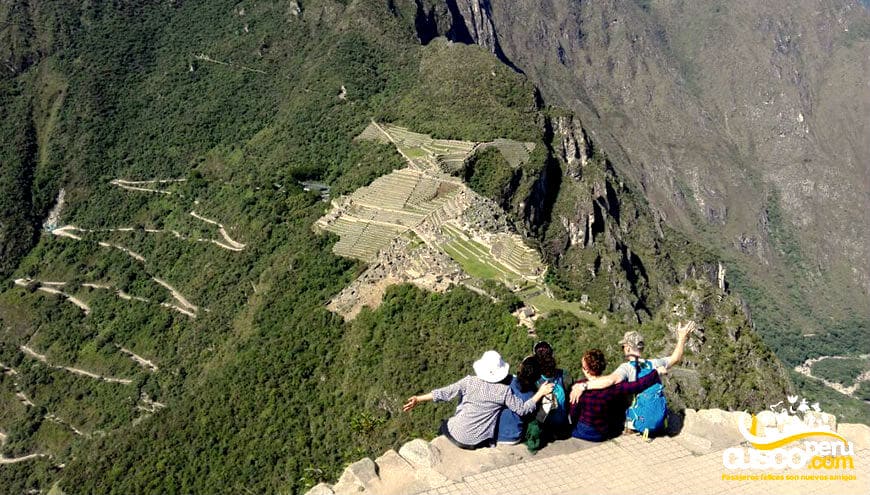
[403,350,554,449]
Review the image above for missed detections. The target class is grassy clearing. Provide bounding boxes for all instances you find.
[527,293,595,321]
[442,243,505,281]
[439,228,522,283]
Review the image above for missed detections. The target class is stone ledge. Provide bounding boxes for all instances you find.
[306,409,870,495]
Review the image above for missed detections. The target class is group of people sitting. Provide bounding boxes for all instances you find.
[403,321,696,451]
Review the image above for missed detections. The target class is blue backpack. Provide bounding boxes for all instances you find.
[536,371,569,427]
[626,360,667,434]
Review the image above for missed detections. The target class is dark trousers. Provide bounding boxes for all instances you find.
[439,419,492,450]
[571,421,607,442]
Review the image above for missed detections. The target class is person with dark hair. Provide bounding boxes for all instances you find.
[532,341,573,441]
[569,349,667,442]
[496,355,540,445]
[403,350,554,450]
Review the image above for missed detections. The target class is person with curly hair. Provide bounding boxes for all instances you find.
[568,349,667,442]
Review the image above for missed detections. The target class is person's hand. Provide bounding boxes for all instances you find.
[538,382,555,395]
[403,396,419,412]
[677,320,697,339]
[569,383,584,404]
[655,366,668,376]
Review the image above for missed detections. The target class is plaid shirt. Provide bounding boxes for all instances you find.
[432,375,538,446]
[569,370,660,437]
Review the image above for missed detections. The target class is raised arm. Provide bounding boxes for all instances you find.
[666,320,696,368]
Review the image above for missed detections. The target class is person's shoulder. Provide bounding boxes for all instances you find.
[615,362,632,373]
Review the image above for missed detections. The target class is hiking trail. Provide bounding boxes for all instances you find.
[20,345,134,385]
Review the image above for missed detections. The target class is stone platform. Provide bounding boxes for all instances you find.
[306,409,870,495]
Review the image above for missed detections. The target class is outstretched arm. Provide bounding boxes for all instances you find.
[403,393,434,412]
[405,377,467,412]
[666,320,696,368]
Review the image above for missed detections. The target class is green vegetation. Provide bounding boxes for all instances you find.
[790,371,870,424]
[0,0,853,493]
[526,293,592,321]
[390,39,540,142]
[532,278,791,413]
[0,1,555,492]
[463,147,518,205]
[442,243,508,280]
[812,358,870,387]
[439,227,520,283]
[726,261,870,367]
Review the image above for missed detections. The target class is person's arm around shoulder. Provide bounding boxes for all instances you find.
[505,381,554,416]
[569,369,625,404]
[666,320,696,368]
[614,366,667,395]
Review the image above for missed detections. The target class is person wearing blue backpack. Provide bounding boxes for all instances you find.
[568,349,668,442]
[569,320,696,438]
[532,341,573,442]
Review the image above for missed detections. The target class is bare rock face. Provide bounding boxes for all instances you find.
[425,0,870,327]
[670,409,751,455]
[427,436,517,481]
[288,1,301,16]
[554,115,590,180]
[306,483,335,495]
[449,0,500,55]
[372,450,436,495]
[838,423,870,450]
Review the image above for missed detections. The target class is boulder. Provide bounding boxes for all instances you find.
[332,458,378,495]
[677,409,746,454]
[398,439,440,468]
[371,449,439,495]
[305,483,335,495]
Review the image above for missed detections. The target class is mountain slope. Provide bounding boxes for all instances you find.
[0,1,861,494]
[416,0,870,373]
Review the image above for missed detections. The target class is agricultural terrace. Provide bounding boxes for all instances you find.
[319,123,588,320]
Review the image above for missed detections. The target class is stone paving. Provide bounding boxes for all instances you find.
[419,434,870,495]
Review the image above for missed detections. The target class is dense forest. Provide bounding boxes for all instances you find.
[0,1,867,494]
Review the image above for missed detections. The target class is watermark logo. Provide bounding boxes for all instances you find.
[723,396,855,471]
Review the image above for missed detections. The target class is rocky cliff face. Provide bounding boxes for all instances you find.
[416,0,870,328]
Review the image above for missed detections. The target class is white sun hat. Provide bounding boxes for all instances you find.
[473,350,510,383]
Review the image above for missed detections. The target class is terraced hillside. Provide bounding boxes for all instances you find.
[318,123,573,320]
